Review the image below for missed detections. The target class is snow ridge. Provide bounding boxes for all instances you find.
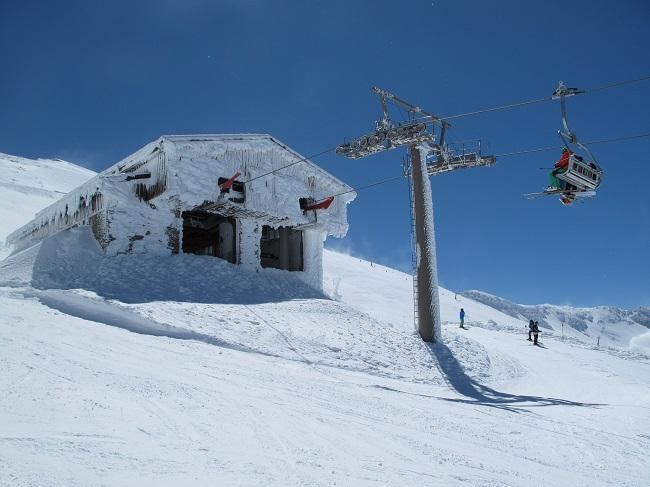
[462,289,650,350]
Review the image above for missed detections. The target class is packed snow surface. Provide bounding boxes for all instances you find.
[1,152,649,486]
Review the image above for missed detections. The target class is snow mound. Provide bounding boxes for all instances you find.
[0,227,519,386]
[0,226,324,304]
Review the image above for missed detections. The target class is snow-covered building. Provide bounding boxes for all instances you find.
[6,135,355,290]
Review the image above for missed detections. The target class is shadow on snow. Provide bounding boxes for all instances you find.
[25,288,280,358]
[427,342,605,412]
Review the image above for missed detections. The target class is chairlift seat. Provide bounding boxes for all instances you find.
[557,154,602,191]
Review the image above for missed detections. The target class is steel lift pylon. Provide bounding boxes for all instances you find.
[337,87,495,342]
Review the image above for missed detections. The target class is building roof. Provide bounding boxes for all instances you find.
[6,134,356,248]
[143,134,352,192]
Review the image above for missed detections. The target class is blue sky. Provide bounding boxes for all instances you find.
[1,0,649,308]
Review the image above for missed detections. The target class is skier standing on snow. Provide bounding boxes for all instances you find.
[460,308,465,329]
[532,321,540,345]
[528,319,534,341]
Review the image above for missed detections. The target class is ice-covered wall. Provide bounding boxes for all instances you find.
[6,174,108,252]
[6,139,167,253]
[7,135,355,291]
[301,229,327,290]
[161,135,353,236]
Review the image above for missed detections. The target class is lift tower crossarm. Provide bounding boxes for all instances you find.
[371,86,451,147]
[371,86,444,125]
[336,87,445,160]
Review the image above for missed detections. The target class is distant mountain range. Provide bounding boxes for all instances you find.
[462,290,650,348]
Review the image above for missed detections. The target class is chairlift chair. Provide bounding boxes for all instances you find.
[556,154,603,192]
[552,80,604,196]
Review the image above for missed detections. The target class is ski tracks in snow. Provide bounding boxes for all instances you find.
[2,286,649,485]
[7,286,522,393]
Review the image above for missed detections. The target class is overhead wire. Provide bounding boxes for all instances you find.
[317,130,650,201]
[241,74,650,188]
[243,145,338,185]
[581,131,650,146]
[329,173,405,199]
[582,74,650,95]
[441,96,550,121]
[243,130,650,206]
[494,131,650,159]
[406,73,650,124]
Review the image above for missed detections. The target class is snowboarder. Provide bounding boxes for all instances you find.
[528,319,534,341]
[460,308,465,329]
[547,148,571,191]
[532,321,541,345]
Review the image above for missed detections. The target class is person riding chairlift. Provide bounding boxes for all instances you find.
[547,148,571,192]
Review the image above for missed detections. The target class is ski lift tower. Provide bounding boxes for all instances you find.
[337,87,496,342]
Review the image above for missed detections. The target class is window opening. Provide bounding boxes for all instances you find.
[260,225,303,271]
[181,210,237,263]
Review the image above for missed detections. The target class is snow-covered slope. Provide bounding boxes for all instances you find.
[323,250,530,329]
[0,152,94,259]
[2,239,649,486]
[323,252,650,354]
[1,151,649,486]
[462,289,650,352]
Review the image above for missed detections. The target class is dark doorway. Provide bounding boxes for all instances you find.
[260,225,303,271]
[182,210,237,264]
